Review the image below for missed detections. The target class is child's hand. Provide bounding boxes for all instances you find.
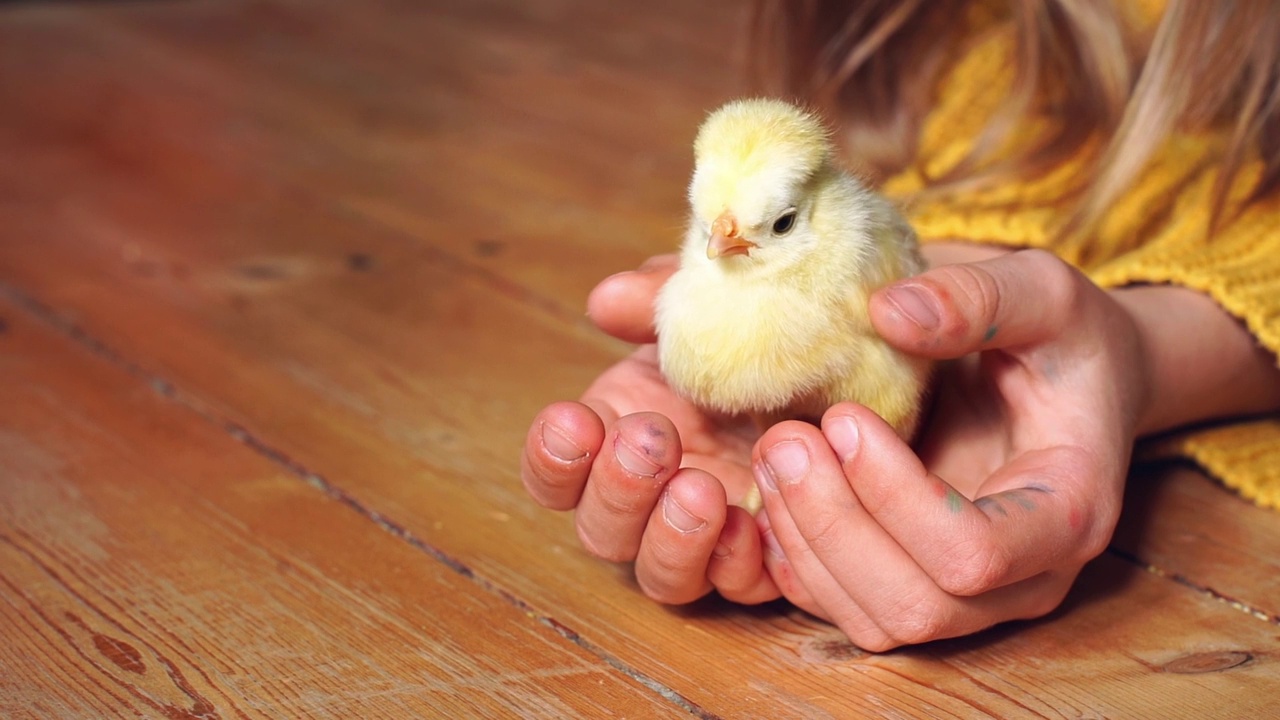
[520,255,780,606]
[521,244,1280,649]
[752,249,1143,650]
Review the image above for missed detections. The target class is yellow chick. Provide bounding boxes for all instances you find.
[655,99,931,509]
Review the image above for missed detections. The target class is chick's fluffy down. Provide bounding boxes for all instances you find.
[655,98,929,436]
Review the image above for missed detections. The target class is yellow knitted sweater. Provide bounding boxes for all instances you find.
[880,1,1280,509]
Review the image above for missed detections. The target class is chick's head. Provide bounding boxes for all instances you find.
[688,99,835,269]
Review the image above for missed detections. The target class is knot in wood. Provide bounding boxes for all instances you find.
[1162,651,1252,674]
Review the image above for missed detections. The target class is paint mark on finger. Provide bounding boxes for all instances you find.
[975,496,1008,517]
[1067,507,1082,531]
[1008,491,1037,512]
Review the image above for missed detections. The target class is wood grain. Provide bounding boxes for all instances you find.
[0,301,689,719]
[3,0,1280,717]
[0,0,739,311]
[1111,464,1280,621]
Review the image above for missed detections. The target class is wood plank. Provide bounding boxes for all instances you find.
[0,301,686,719]
[4,1,1280,717]
[0,0,744,311]
[1110,464,1280,622]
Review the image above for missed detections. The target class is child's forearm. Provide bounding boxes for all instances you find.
[1111,284,1280,437]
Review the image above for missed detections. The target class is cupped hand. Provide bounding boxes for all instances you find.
[520,255,781,605]
[753,248,1146,650]
[523,246,1148,650]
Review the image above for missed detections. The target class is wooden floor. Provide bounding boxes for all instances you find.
[2,1,1278,717]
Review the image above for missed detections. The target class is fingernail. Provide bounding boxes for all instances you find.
[712,542,732,559]
[762,528,785,561]
[614,436,661,477]
[826,416,860,463]
[884,285,940,331]
[541,422,587,462]
[662,492,707,533]
[763,441,810,486]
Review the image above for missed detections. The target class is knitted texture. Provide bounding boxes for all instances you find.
[881,2,1280,509]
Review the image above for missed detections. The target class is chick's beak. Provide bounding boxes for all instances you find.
[706,211,756,259]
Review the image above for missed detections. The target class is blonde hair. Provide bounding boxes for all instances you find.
[750,0,1280,235]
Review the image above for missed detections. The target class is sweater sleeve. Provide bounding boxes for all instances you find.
[1090,173,1280,510]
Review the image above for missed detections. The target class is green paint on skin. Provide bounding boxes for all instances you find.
[1039,356,1061,383]
[945,488,964,514]
[1008,491,1037,512]
[982,325,999,343]
[975,496,1008,517]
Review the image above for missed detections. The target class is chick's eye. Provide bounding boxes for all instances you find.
[771,210,797,236]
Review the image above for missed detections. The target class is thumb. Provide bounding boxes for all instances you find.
[869,249,1084,359]
[586,254,678,344]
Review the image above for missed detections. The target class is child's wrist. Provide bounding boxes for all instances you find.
[1110,283,1280,436]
